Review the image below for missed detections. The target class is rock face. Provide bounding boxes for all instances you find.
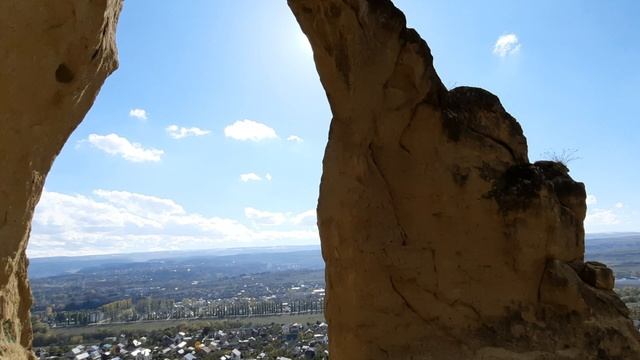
[0,0,638,359]
[288,0,640,359]
[0,1,121,358]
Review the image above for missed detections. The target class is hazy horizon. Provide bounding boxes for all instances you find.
[26,232,640,260]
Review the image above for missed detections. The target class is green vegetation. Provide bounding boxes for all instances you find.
[616,287,640,320]
[32,313,324,347]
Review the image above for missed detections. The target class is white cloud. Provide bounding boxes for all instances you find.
[166,125,211,139]
[244,207,316,228]
[224,120,278,141]
[585,209,620,227]
[240,173,262,182]
[28,189,319,258]
[287,135,304,143]
[87,133,164,162]
[93,189,185,219]
[129,108,148,120]
[493,33,521,57]
[244,208,288,226]
[583,196,639,233]
[239,173,273,182]
[291,209,316,226]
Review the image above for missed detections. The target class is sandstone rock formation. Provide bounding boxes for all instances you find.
[0,0,638,359]
[0,1,121,358]
[288,0,640,358]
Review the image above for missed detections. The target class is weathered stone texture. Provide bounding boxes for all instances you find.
[0,0,638,359]
[0,1,122,358]
[289,0,640,358]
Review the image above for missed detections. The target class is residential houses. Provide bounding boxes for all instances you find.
[37,321,329,360]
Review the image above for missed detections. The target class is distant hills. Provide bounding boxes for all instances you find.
[586,232,640,261]
[28,233,640,280]
[28,245,322,279]
[586,233,640,278]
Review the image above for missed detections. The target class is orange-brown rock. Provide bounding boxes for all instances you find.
[288,0,640,358]
[0,1,121,358]
[0,0,638,359]
[581,261,616,291]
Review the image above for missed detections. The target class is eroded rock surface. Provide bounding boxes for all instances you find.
[0,0,638,358]
[288,0,640,358]
[0,1,121,358]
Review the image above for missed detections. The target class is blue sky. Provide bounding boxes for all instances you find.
[28,1,640,257]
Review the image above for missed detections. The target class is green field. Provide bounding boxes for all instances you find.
[47,313,325,337]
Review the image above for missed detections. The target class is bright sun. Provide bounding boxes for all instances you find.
[298,31,313,55]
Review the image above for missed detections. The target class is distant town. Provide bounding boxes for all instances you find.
[30,250,325,327]
[35,316,328,360]
[29,235,640,359]
[32,273,325,329]
[30,249,328,359]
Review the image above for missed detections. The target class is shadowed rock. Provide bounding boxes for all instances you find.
[0,1,121,358]
[0,0,638,359]
[289,0,640,358]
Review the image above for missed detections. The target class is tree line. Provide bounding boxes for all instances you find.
[33,297,325,327]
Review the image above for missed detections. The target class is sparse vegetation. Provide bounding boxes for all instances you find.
[541,148,581,166]
[616,287,640,320]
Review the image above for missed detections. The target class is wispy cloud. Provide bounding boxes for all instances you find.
[493,33,521,57]
[86,133,163,162]
[129,108,148,120]
[240,173,263,182]
[585,209,620,227]
[244,207,288,226]
[224,120,278,141]
[166,125,210,139]
[28,189,319,258]
[244,207,316,227]
[584,194,637,233]
[287,135,304,143]
[291,209,316,226]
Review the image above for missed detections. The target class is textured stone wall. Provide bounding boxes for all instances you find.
[0,0,638,359]
[289,0,640,358]
[0,1,122,358]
